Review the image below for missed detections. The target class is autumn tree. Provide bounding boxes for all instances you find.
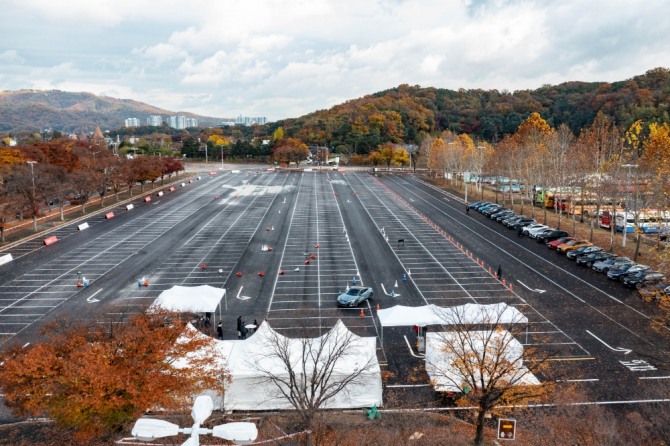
[0,311,225,442]
[426,305,553,446]
[428,138,447,177]
[368,142,409,169]
[272,137,310,166]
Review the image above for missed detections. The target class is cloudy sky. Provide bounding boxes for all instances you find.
[2,0,669,122]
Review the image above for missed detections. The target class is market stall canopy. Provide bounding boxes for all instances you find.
[377,303,527,327]
[150,285,226,313]
[425,330,541,393]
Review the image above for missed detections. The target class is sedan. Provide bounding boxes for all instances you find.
[567,245,603,260]
[623,271,667,289]
[495,211,517,222]
[607,264,651,281]
[522,223,549,236]
[483,206,506,216]
[547,236,574,249]
[557,240,592,254]
[529,227,555,239]
[336,286,374,307]
[537,230,570,243]
[468,200,486,209]
[479,204,501,214]
[592,257,632,273]
[575,251,615,267]
[504,215,527,227]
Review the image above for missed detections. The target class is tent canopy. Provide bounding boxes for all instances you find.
[151,285,225,313]
[377,303,527,327]
[425,330,540,392]
[222,320,383,411]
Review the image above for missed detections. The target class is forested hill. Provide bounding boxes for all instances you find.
[0,90,223,133]
[275,67,670,153]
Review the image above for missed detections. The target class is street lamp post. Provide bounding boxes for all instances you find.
[26,161,37,231]
[132,395,257,445]
[621,164,638,248]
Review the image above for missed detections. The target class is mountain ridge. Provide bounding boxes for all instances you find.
[0,89,225,132]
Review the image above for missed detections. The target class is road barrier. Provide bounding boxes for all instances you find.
[43,235,58,246]
[181,183,186,187]
[157,191,164,197]
[0,253,13,266]
[126,204,134,210]
[105,212,114,219]
[169,186,175,192]
[77,222,89,231]
[144,196,151,203]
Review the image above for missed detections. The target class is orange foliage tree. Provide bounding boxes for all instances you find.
[0,311,225,442]
[272,137,310,166]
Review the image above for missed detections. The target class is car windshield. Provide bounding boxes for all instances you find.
[346,289,361,296]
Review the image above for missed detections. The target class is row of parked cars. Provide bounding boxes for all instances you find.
[468,201,669,296]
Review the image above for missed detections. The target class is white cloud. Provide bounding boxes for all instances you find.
[2,0,670,121]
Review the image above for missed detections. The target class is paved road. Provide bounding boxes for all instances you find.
[0,168,668,412]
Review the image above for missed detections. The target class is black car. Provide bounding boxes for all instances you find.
[536,230,570,243]
[623,271,667,289]
[495,211,517,222]
[607,264,651,281]
[511,219,536,230]
[575,251,615,267]
[468,200,486,209]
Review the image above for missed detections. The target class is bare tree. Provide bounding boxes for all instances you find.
[249,321,380,444]
[426,304,554,446]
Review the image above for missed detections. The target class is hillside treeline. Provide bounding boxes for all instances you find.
[255,67,670,154]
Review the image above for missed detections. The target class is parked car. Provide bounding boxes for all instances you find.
[607,264,651,281]
[513,219,537,232]
[537,230,570,243]
[592,256,632,273]
[623,271,667,289]
[547,236,574,249]
[478,203,501,214]
[576,251,616,268]
[522,223,549,236]
[567,245,603,260]
[491,209,514,220]
[336,286,374,307]
[504,215,527,227]
[529,227,555,239]
[483,206,506,216]
[471,201,491,210]
[557,240,592,254]
[495,211,517,222]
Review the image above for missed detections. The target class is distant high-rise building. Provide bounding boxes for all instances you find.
[125,118,140,127]
[167,115,198,129]
[147,115,163,126]
[235,115,267,126]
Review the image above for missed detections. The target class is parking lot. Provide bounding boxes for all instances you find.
[0,168,669,409]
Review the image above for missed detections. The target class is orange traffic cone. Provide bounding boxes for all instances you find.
[76,281,83,287]
[310,254,316,259]
[143,280,149,286]
[509,283,513,291]
[258,271,265,277]
[201,263,206,270]
[305,259,310,265]
[279,269,285,275]
[236,271,243,277]
[359,309,365,317]
[376,304,380,311]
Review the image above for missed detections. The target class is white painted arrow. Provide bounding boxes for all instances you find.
[236,286,252,301]
[380,283,400,297]
[517,280,546,294]
[87,289,102,303]
[585,330,632,354]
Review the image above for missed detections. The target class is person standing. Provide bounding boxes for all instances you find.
[236,316,244,339]
[217,323,223,340]
[497,264,503,281]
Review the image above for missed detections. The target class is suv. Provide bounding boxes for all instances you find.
[567,245,602,260]
[592,256,632,273]
[576,251,615,268]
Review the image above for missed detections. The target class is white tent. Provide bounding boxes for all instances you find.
[425,330,540,393]
[222,320,383,411]
[150,285,226,327]
[376,303,527,343]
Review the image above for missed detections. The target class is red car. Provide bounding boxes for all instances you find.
[547,236,574,249]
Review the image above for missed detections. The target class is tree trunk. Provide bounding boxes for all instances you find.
[473,408,487,446]
[634,233,642,261]
[32,215,37,231]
